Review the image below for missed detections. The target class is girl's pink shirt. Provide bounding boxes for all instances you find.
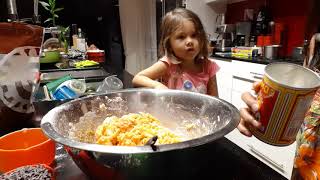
[159,56,220,94]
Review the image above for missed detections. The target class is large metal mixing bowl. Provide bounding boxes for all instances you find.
[41,89,240,179]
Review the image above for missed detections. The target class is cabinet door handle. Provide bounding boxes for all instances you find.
[249,72,263,80]
[250,72,264,76]
[248,145,285,172]
[253,75,263,80]
[232,75,255,83]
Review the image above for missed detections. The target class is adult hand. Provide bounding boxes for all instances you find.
[237,82,263,137]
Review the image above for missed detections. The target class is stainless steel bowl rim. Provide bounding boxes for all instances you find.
[41,89,240,154]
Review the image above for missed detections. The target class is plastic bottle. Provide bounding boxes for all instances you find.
[71,24,78,49]
[77,28,87,52]
[53,79,86,99]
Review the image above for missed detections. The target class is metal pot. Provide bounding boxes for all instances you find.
[41,89,240,179]
[264,45,282,60]
[291,46,304,61]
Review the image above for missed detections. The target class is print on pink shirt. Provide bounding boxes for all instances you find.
[160,56,220,94]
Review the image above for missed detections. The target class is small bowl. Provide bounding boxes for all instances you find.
[0,128,56,173]
[40,50,61,63]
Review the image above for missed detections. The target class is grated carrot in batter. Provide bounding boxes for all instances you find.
[95,112,181,146]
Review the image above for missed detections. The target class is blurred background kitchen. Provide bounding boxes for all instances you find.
[1,0,315,74]
[0,0,187,102]
[207,0,314,62]
[1,0,317,120]
[0,1,318,179]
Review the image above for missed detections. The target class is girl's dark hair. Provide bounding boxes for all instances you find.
[305,0,320,40]
[303,0,320,72]
[159,8,208,63]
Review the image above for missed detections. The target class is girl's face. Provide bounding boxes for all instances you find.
[169,19,200,63]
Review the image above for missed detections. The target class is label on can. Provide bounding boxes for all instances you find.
[282,94,314,140]
[253,76,317,146]
[256,80,279,133]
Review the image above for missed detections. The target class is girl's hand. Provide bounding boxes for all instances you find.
[132,61,168,88]
[237,82,262,137]
[155,84,168,89]
[207,76,218,96]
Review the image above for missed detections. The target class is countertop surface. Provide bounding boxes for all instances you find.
[211,53,304,65]
[33,65,287,180]
[52,137,287,180]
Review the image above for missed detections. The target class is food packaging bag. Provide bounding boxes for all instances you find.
[0,22,44,135]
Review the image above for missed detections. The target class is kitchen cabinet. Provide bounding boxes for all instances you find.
[212,58,233,102]
[230,60,265,107]
[225,129,296,179]
[212,58,296,179]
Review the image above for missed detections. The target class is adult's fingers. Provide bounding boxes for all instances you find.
[241,92,259,112]
[252,81,261,93]
[237,119,253,137]
[240,107,261,129]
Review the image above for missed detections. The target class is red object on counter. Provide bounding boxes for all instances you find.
[257,35,272,46]
[65,146,124,180]
[87,50,105,63]
[264,35,272,46]
[273,23,284,45]
[257,36,264,46]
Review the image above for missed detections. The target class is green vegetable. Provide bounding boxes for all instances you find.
[39,0,64,27]
[74,60,99,68]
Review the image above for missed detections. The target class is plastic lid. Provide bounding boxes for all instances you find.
[69,79,86,94]
[105,76,123,90]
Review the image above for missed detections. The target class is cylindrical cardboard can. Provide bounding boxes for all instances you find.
[253,62,320,146]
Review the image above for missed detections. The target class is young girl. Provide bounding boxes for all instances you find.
[132,8,219,96]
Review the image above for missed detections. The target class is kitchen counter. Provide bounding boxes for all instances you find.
[52,136,286,180]
[211,53,303,65]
